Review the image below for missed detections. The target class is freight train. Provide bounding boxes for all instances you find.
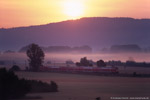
[40,66,119,74]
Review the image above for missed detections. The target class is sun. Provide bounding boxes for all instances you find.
[63,1,84,19]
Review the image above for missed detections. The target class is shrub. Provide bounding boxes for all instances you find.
[97,60,106,67]
[76,57,93,67]
[0,68,58,100]
[50,81,58,92]
[9,65,21,71]
[0,68,30,100]
[27,80,58,93]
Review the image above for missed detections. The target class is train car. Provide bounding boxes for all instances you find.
[40,66,118,74]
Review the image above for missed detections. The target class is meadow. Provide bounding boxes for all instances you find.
[16,72,150,100]
[1,52,150,100]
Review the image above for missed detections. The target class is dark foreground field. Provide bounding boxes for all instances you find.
[16,72,150,100]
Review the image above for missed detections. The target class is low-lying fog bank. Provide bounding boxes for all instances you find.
[0,52,150,69]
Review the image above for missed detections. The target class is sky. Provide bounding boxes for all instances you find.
[0,0,150,28]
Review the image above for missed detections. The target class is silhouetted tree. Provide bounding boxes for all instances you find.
[26,43,45,71]
[0,68,58,100]
[0,68,30,100]
[76,62,81,66]
[80,57,90,66]
[27,80,58,93]
[50,81,58,92]
[97,60,106,67]
[76,57,93,66]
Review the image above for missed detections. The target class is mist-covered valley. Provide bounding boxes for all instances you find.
[0,52,150,69]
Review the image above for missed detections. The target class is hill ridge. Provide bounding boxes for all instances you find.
[0,17,150,50]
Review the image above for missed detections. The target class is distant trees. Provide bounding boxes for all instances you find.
[76,57,93,66]
[106,60,150,68]
[76,57,107,67]
[80,57,92,66]
[110,44,142,53]
[4,50,15,54]
[66,60,74,64]
[96,60,106,67]
[26,43,45,71]
[19,45,92,53]
[107,60,122,66]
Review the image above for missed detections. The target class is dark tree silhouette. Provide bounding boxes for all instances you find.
[97,60,106,67]
[0,68,58,100]
[76,57,92,66]
[26,43,45,71]
[76,62,81,66]
[80,57,93,66]
[27,80,58,93]
[50,81,58,92]
[0,68,30,100]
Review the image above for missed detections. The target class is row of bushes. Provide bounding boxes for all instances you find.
[107,60,150,67]
[0,68,58,100]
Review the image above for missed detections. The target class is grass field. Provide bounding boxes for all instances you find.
[16,72,150,100]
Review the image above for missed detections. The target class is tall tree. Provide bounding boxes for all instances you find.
[26,43,44,71]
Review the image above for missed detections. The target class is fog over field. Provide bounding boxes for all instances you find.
[0,52,150,62]
[16,72,150,100]
[1,0,150,99]
[0,52,150,69]
[1,52,150,63]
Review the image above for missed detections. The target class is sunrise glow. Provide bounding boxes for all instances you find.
[0,0,150,28]
[63,1,84,19]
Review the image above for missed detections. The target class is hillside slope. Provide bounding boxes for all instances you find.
[0,17,150,50]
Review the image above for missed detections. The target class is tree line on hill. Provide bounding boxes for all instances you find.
[110,44,142,53]
[101,44,150,53]
[0,17,150,51]
[107,60,150,67]
[19,45,92,53]
[2,44,150,54]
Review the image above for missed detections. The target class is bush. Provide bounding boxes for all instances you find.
[0,68,30,100]
[0,68,58,100]
[27,80,58,93]
[9,65,21,71]
[76,62,81,66]
[50,81,58,92]
[97,60,106,67]
[76,57,93,66]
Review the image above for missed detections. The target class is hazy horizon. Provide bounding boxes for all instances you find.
[1,16,150,29]
[1,1,150,100]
